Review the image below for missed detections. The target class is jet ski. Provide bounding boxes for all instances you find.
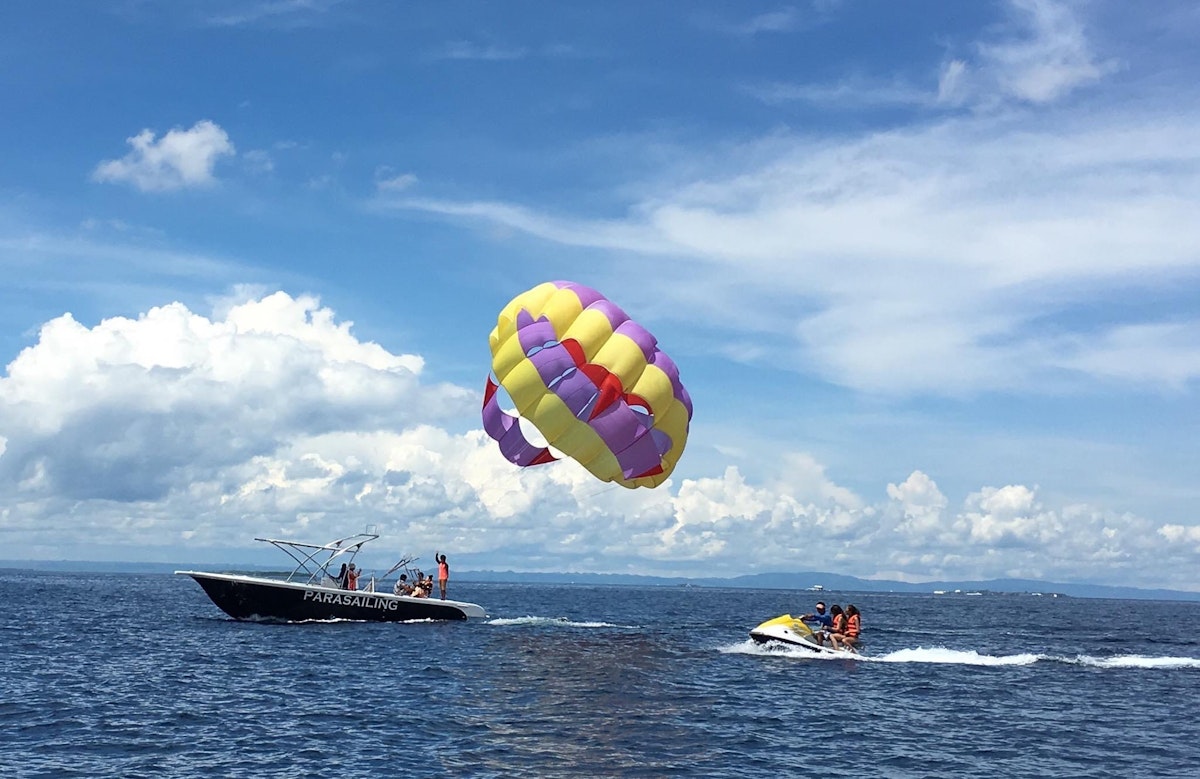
[749,614,862,656]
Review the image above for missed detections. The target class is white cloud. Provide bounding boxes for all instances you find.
[730,7,804,35]
[206,0,344,28]
[427,41,583,63]
[1159,524,1200,546]
[375,170,418,192]
[751,0,1117,111]
[978,0,1120,104]
[1053,322,1200,389]
[242,149,275,175]
[748,77,935,108]
[936,59,970,105]
[434,41,529,61]
[887,471,948,538]
[0,292,466,502]
[93,120,235,192]
[952,484,1059,546]
[705,2,841,37]
[398,108,1200,396]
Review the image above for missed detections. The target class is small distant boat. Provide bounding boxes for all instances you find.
[749,614,862,657]
[807,584,825,591]
[177,533,487,622]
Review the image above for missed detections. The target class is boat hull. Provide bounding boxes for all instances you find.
[177,571,487,622]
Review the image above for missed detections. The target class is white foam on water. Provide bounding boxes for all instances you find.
[1067,654,1200,669]
[719,639,858,660]
[870,647,1041,665]
[728,641,1200,670]
[727,641,1037,665]
[278,614,439,624]
[720,639,784,656]
[487,615,635,629]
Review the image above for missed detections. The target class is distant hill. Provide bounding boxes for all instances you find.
[4,560,1198,602]
[459,569,1200,601]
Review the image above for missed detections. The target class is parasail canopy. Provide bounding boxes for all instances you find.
[482,280,692,489]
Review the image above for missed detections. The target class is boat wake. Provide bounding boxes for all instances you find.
[723,639,1200,669]
[488,615,637,629]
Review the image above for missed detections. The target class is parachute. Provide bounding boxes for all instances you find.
[482,280,693,489]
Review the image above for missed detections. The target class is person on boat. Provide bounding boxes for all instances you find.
[346,563,361,591]
[411,579,429,598]
[830,604,862,652]
[332,563,348,589]
[798,601,833,645]
[393,574,413,596]
[435,552,450,600]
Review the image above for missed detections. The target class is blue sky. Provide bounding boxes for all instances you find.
[2,0,1198,590]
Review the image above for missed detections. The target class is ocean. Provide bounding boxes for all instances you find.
[2,569,1198,778]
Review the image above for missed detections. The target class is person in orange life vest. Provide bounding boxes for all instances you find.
[830,604,861,651]
[827,604,846,640]
[812,604,845,648]
[345,563,361,591]
[435,552,450,600]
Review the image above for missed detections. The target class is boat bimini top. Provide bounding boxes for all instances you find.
[256,533,382,586]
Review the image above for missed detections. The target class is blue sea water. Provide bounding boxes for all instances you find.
[2,570,1198,778]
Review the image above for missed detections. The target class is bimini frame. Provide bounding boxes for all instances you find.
[254,533,379,586]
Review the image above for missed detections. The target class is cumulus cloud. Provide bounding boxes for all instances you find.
[0,292,467,505]
[887,471,949,538]
[93,120,235,192]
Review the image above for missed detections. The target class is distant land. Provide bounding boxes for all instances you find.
[4,559,1199,602]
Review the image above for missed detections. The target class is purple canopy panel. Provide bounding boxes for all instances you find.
[553,366,601,418]
[482,380,556,467]
[615,427,671,480]
[613,320,657,360]
[585,299,630,331]
[515,311,560,354]
[528,342,583,391]
[552,280,605,309]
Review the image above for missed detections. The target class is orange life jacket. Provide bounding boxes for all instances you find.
[845,613,861,638]
[831,613,847,633]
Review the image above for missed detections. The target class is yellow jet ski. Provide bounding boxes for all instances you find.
[749,614,861,655]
